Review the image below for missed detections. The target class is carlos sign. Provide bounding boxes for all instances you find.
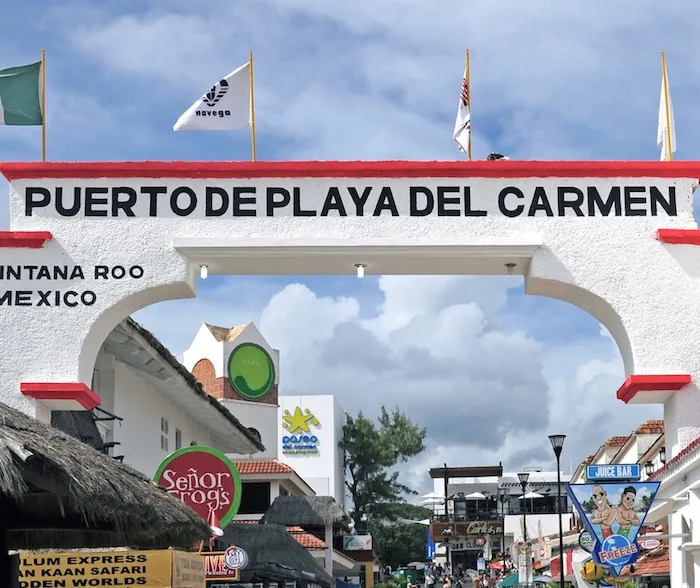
[154,445,242,527]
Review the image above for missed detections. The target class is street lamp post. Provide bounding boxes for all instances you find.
[499,490,509,574]
[517,472,530,588]
[549,434,567,588]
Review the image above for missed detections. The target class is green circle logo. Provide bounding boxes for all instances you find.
[227,343,275,400]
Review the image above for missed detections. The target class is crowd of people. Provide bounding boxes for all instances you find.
[424,562,505,588]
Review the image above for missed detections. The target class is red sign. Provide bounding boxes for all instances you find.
[154,445,242,527]
[204,551,241,581]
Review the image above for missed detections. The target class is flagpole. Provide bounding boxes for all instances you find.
[41,48,46,162]
[661,50,672,161]
[249,50,257,162]
[466,48,472,161]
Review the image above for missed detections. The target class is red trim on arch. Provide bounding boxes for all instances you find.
[20,382,101,410]
[2,160,700,180]
[616,374,691,404]
[657,229,700,245]
[0,231,53,248]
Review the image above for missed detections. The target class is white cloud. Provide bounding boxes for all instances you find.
[135,274,660,498]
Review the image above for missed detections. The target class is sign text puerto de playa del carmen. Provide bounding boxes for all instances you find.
[22,180,679,218]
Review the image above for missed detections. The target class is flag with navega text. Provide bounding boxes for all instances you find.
[0,61,42,125]
[174,62,251,131]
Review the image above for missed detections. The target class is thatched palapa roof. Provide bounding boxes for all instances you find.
[222,523,333,587]
[0,402,210,550]
[261,496,350,528]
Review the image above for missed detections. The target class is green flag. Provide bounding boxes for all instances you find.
[0,61,43,125]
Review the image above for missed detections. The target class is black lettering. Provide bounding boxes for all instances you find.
[410,187,433,216]
[64,291,78,307]
[373,187,399,216]
[94,266,108,279]
[436,186,461,216]
[84,187,109,217]
[129,266,144,279]
[170,187,197,216]
[205,187,229,216]
[232,187,256,216]
[112,266,126,279]
[557,187,584,217]
[37,291,51,306]
[528,187,554,216]
[56,187,81,217]
[348,187,372,216]
[498,187,524,217]
[140,186,167,216]
[293,187,316,216]
[624,186,647,216]
[321,187,347,216]
[111,187,137,217]
[82,291,97,306]
[463,187,487,216]
[25,187,51,216]
[650,186,677,216]
[587,187,621,216]
[267,187,290,216]
[16,291,32,306]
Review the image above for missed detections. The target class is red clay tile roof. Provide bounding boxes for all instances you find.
[626,546,669,576]
[635,420,665,435]
[649,435,700,480]
[604,436,630,448]
[287,526,326,550]
[233,520,326,549]
[234,459,294,475]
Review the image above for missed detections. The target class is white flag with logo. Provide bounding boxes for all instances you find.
[453,66,470,152]
[174,62,251,131]
[657,64,676,161]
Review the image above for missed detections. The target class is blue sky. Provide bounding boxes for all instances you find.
[2,0,692,489]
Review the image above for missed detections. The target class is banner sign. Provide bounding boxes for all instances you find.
[343,535,373,551]
[585,464,640,482]
[567,482,660,576]
[18,549,205,587]
[426,528,436,561]
[204,547,248,582]
[154,445,243,528]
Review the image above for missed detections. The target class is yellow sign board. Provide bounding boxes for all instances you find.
[18,549,205,588]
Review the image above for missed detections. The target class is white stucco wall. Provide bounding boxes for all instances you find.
[94,353,218,477]
[278,394,345,507]
[182,323,225,376]
[222,398,278,459]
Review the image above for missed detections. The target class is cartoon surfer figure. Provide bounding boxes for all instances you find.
[589,485,616,538]
[616,486,640,538]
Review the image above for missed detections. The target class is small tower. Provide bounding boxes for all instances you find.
[183,322,279,458]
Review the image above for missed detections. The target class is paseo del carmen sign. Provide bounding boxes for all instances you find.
[154,445,242,528]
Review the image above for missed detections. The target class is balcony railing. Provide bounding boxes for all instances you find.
[431,505,572,522]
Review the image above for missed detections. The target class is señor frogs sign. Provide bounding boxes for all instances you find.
[154,445,242,527]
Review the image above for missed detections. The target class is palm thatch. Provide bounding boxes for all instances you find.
[261,496,350,528]
[222,523,333,587]
[0,401,210,550]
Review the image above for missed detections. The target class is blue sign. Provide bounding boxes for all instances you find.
[586,464,640,482]
[567,481,659,576]
[426,527,436,561]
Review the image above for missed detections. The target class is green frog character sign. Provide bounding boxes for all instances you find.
[567,482,659,576]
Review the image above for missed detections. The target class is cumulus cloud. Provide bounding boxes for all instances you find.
[135,275,661,496]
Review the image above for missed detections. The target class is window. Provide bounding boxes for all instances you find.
[238,482,271,514]
[175,429,182,450]
[160,418,169,452]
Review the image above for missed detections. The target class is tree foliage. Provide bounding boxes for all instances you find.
[340,406,427,529]
[375,509,432,570]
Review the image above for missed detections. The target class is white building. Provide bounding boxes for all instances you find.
[181,321,346,509]
[278,395,346,509]
[427,465,572,570]
[58,317,264,478]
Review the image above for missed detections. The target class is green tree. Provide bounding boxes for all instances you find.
[375,511,432,570]
[340,406,427,528]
